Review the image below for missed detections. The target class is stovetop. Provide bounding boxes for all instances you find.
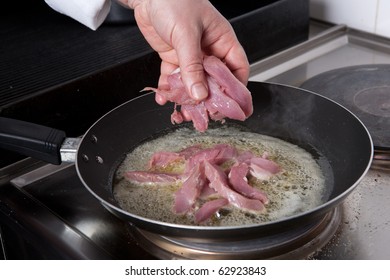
[1,18,390,259]
[0,163,152,259]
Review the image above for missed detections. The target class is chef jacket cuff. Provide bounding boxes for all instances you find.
[45,0,111,30]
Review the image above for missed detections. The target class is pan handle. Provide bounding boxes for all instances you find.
[0,117,66,165]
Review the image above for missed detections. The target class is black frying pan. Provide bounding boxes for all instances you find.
[0,82,373,240]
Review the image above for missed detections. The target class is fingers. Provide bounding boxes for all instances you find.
[135,0,250,103]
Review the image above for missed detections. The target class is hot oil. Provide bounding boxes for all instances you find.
[114,126,326,227]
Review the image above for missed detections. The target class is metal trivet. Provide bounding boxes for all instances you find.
[129,206,342,260]
[372,149,390,171]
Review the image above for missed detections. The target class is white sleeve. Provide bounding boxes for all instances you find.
[45,0,111,30]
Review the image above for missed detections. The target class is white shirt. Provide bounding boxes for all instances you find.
[45,0,111,30]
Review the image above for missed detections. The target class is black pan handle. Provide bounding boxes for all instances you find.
[0,117,66,165]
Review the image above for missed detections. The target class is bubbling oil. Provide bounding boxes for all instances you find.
[113,126,326,227]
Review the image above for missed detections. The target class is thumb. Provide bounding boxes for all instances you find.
[180,60,209,101]
[175,37,209,101]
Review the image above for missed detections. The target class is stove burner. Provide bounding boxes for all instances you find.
[129,207,342,259]
[300,64,390,149]
[354,86,390,118]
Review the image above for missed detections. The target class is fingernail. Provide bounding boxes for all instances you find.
[191,83,208,100]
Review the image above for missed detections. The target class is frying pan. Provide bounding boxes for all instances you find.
[0,82,373,241]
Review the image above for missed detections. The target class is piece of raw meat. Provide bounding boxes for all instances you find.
[144,55,253,132]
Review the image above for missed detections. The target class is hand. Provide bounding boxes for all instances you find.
[119,0,249,105]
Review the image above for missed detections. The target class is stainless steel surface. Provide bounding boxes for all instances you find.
[250,21,390,259]
[250,23,390,86]
[10,163,72,188]
[314,170,390,259]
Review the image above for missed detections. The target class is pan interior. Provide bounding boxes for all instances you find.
[112,123,328,227]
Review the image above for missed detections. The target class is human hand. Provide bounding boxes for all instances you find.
[118,0,249,105]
